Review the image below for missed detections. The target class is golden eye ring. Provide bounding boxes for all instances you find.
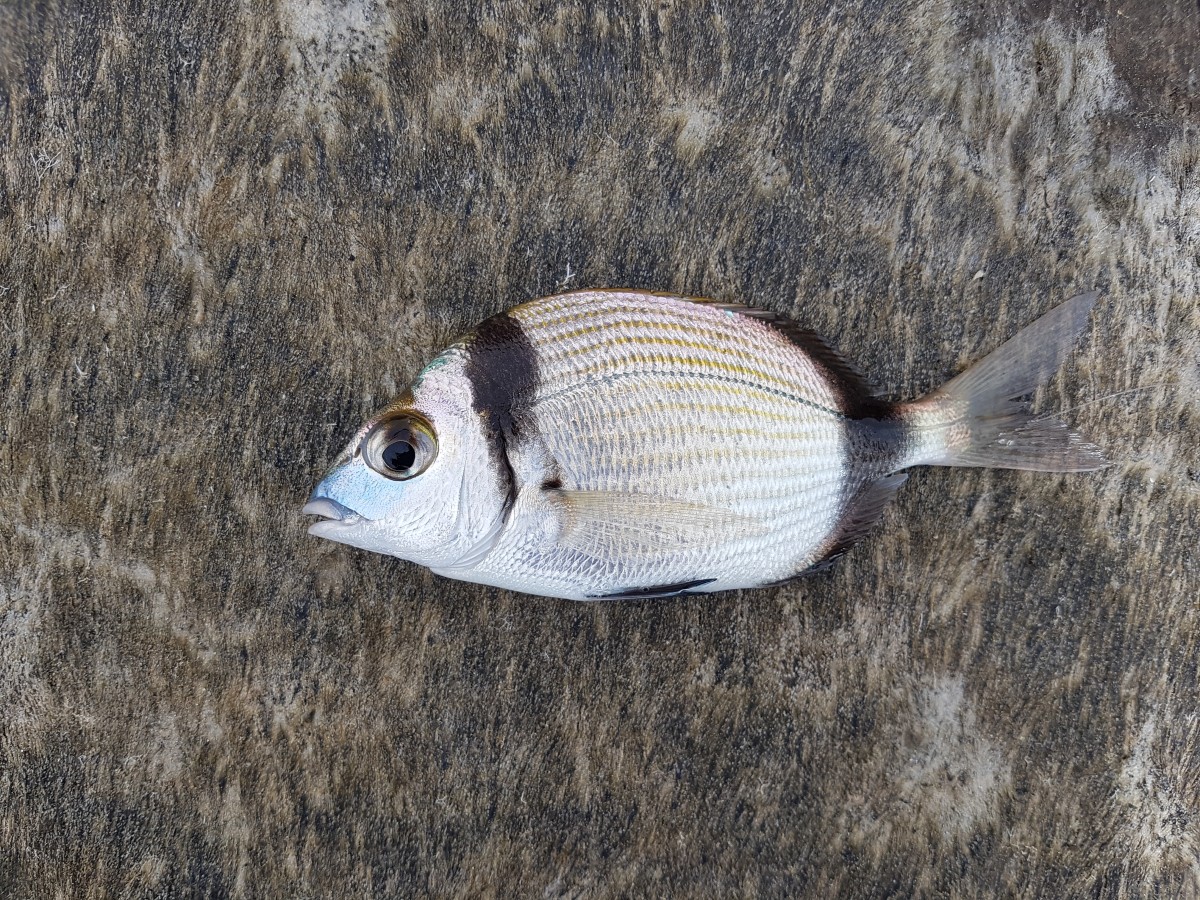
[362,414,437,480]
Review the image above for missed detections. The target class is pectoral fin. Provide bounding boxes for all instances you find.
[550,489,767,561]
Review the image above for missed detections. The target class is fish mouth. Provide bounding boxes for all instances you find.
[302,496,365,537]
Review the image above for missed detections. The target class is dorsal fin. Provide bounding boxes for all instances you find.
[687,297,884,415]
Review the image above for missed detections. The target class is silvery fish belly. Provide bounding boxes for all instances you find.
[304,289,1106,601]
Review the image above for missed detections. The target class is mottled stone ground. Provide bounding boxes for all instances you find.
[1,1,1198,896]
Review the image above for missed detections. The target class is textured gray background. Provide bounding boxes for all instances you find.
[2,1,1198,896]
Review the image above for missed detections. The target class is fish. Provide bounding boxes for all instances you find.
[303,289,1106,601]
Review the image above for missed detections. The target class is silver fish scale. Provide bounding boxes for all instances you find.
[469,291,855,595]
[308,290,1104,601]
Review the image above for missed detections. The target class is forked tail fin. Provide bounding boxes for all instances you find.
[900,292,1108,472]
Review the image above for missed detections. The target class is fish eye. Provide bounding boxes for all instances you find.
[362,414,437,480]
[382,440,416,472]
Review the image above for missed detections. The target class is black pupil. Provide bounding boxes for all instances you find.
[382,438,416,472]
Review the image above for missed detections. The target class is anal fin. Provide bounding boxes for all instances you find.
[810,472,908,571]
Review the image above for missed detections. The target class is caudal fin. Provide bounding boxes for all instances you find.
[901,292,1108,473]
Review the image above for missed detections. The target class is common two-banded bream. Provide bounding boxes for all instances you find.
[303,289,1105,600]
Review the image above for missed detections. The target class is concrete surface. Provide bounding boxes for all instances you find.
[1,0,1197,896]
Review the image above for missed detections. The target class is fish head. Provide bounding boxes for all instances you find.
[303,360,509,569]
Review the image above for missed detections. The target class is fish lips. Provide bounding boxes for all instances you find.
[302,495,366,538]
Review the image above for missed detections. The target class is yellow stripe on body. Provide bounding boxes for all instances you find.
[514,299,794,366]
[518,308,843,415]
[535,347,844,418]
[512,292,796,357]
[534,376,829,425]
[528,314,785,365]
[554,399,836,443]
[538,320,800,375]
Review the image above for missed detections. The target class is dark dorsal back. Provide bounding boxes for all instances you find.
[688,297,890,419]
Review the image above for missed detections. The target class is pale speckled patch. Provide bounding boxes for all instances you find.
[0,582,51,749]
[832,670,1011,883]
[753,148,791,197]
[927,21,1123,240]
[276,0,396,138]
[426,74,505,152]
[1114,714,1200,892]
[898,675,1011,843]
[661,97,722,166]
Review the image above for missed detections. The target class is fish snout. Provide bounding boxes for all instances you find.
[302,494,363,536]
